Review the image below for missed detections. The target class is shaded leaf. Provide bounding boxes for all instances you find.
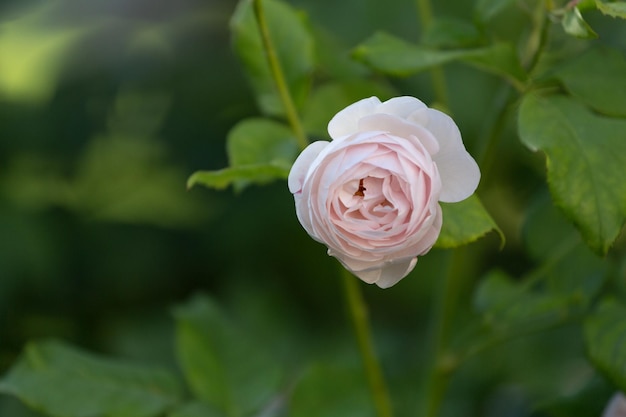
[352,32,526,87]
[0,340,182,417]
[473,270,583,333]
[554,47,626,117]
[595,0,626,18]
[230,0,314,116]
[312,27,370,81]
[173,294,283,417]
[584,300,626,392]
[561,7,598,39]
[422,17,484,48]
[518,94,626,255]
[435,195,504,249]
[522,193,608,302]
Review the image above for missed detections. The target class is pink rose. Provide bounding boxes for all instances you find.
[288,96,480,288]
[602,393,626,417]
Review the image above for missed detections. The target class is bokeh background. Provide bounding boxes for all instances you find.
[1,0,625,416]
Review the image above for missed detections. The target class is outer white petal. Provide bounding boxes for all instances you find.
[376,96,427,118]
[434,150,480,203]
[373,258,418,288]
[410,107,480,202]
[288,141,329,194]
[602,393,626,417]
[328,97,381,139]
[335,254,418,288]
[408,108,463,154]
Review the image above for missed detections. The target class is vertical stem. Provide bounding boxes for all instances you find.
[423,249,465,417]
[342,269,394,417]
[415,0,448,107]
[253,0,309,151]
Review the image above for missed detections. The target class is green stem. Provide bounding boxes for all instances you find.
[476,85,516,181]
[342,269,394,417]
[423,249,466,417]
[415,0,448,108]
[478,1,551,182]
[253,0,308,151]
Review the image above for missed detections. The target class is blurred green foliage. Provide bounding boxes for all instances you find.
[1,0,625,416]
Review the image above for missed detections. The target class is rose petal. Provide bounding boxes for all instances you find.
[374,258,418,288]
[602,393,626,417]
[358,114,439,155]
[376,96,427,118]
[328,97,381,139]
[339,256,417,287]
[434,150,480,203]
[408,108,463,154]
[288,141,329,194]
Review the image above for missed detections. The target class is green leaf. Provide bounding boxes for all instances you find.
[584,300,626,391]
[227,118,299,169]
[186,164,289,190]
[352,32,526,87]
[173,294,282,417]
[230,0,314,116]
[0,340,182,417]
[422,17,484,48]
[561,7,598,39]
[522,193,608,302]
[435,195,504,249]
[289,363,373,417]
[474,0,518,21]
[595,0,626,18]
[312,27,370,81]
[518,93,626,255]
[473,270,581,331]
[187,118,298,191]
[553,47,626,117]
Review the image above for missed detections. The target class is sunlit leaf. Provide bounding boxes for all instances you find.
[0,4,87,103]
[230,0,314,116]
[352,32,526,87]
[584,300,626,392]
[595,0,626,18]
[0,340,182,417]
[518,93,626,255]
[435,195,504,249]
[561,7,598,39]
[554,47,626,117]
[173,294,283,417]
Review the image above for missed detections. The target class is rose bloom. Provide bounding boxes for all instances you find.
[288,96,480,288]
[602,393,626,417]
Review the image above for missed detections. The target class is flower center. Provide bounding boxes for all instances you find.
[354,178,366,197]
